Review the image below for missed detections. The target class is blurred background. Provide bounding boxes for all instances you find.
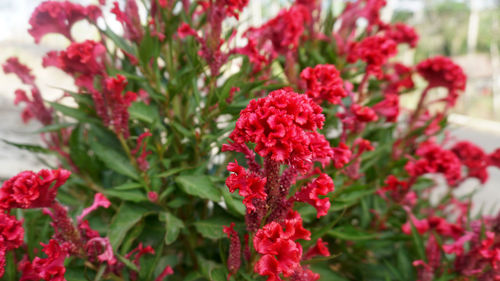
[1,0,499,214]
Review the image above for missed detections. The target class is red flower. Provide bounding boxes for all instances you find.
[111,0,144,43]
[253,213,311,280]
[223,222,241,277]
[372,94,399,122]
[351,104,379,123]
[102,75,138,138]
[0,212,24,278]
[3,57,36,87]
[490,148,500,168]
[347,35,397,78]
[332,143,352,169]
[377,175,409,202]
[223,0,249,19]
[228,89,331,173]
[245,5,310,56]
[3,58,53,125]
[405,140,462,186]
[300,64,346,104]
[0,169,70,210]
[293,173,334,218]
[384,23,419,48]
[417,56,466,105]
[19,239,68,281]
[383,63,415,94]
[451,141,489,183]
[28,1,101,43]
[304,238,330,260]
[77,193,111,224]
[226,161,267,212]
[131,131,153,171]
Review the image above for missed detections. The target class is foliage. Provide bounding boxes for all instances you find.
[1,0,500,281]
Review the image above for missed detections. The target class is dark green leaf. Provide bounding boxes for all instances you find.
[108,203,148,249]
[193,217,235,239]
[90,141,139,180]
[175,175,221,202]
[163,212,184,245]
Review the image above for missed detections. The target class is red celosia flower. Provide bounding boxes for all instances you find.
[377,175,409,202]
[234,37,270,74]
[293,173,334,218]
[77,193,111,224]
[443,232,474,256]
[372,94,400,122]
[102,75,138,138]
[300,64,346,105]
[304,238,330,260]
[290,266,320,281]
[228,89,331,173]
[351,104,379,123]
[43,40,106,91]
[131,131,153,171]
[489,148,500,168]
[111,0,144,43]
[154,266,174,281]
[253,213,311,280]
[223,222,241,277]
[3,58,53,125]
[19,239,69,281]
[222,0,249,19]
[332,143,352,169]
[86,237,116,265]
[0,169,71,210]
[402,213,430,235]
[226,161,267,212]
[405,140,462,186]
[3,57,36,87]
[383,63,415,94]
[0,212,24,278]
[245,5,310,56]
[451,141,489,183]
[337,0,387,37]
[28,1,101,43]
[347,35,397,78]
[384,23,419,48]
[417,56,466,106]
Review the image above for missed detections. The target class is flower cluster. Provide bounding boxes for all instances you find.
[28,0,101,43]
[417,56,467,106]
[300,64,346,105]
[223,89,346,279]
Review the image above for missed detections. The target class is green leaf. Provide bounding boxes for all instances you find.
[108,203,148,249]
[101,28,134,53]
[129,102,158,124]
[193,217,235,239]
[104,189,148,202]
[164,212,184,245]
[116,254,140,272]
[90,141,139,180]
[49,102,95,122]
[221,188,245,216]
[2,139,53,154]
[34,122,74,133]
[410,220,426,261]
[175,175,221,202]
[328,225,377,241]
[113,182,143,190]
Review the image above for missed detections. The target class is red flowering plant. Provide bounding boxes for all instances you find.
[2,0,500,280]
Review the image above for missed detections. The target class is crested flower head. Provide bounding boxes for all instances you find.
[300,64,346,105]
[0,169,71,210]
[228,89,332,172]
